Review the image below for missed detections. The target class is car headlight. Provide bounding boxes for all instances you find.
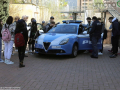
[59,38,69,45]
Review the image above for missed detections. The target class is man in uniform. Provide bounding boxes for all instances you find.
[45,16,54,33]
[90,16,102,58]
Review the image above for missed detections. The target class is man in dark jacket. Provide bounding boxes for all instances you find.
[45,16,54,32]
[21,16,28,57]
[41,21,46,33]
[90,16,102,58]
[21,15,27,28]
[47,21,55,32]
[97,18,107,55]
[109,17,120,58]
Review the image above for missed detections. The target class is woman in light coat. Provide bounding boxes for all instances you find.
[1,16,16,64]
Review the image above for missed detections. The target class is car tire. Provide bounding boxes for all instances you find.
[71,44,78,58]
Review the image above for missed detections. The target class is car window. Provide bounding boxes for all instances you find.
[37,24,42,30]
[48,25,77,34]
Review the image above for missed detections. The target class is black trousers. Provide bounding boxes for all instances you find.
[112,36,119,54]
[18,46,25,62]
[32,40,35,51]
[100,39,104,53]
[91,36,100,57]
[111,36,113,51]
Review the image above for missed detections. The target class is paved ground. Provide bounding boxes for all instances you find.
[0,44,120,90]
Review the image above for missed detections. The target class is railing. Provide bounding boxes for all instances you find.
[93,0,120,20]
[107,7,120,20]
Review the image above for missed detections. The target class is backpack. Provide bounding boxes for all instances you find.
[2,24,11,42]
[15,32,25,47]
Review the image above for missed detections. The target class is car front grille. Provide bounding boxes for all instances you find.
[47,50,65,53]
[43,42,51,50]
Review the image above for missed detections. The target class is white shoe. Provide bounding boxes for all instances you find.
[4,59,8,64]
[98,52,103,55]
[28,50,32,53]
[0,59,4,63]
[15,50,18,52]
[25,51,28,54]
[6,60,14,64]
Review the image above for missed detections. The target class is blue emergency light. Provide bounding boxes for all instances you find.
[62,20,83,24]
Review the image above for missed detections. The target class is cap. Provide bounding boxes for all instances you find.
[42,21,45,24]
[50,16,54,19]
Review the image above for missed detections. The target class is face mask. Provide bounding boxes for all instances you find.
[88,21,91,23]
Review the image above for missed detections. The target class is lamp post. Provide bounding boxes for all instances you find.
[84,0,86,24]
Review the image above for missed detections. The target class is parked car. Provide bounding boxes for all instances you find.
[35,20,103,57]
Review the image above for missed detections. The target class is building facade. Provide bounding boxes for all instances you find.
[77,0,94,11]
[9,0,52,23]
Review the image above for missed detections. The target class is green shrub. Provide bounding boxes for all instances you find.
[0,0,9,23]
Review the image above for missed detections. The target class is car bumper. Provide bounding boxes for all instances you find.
[35,44,72,55]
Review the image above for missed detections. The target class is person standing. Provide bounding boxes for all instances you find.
[47,21,55,32]
[85,17,92,34]
[13,16,20,52]
[21,15,28,57]
[28,18,35,53]
[45,16,54,32]
[0,19,4,62]
[108,21,113,53]
[15,20,28,68]
[41,21,46,33]
[1,16,15,64]
[97,18,107,55]
[90,16,102,58]
[21,15,27,28]
[30,20,37,54]
[109,17,120,58]
[80,17,93,53]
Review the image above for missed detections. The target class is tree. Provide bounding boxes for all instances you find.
[0,0,9,23]
[59,0,68,7]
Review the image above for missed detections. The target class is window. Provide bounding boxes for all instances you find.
[48,25,77,34]
[82,6,87,8]
[83,3,87,5]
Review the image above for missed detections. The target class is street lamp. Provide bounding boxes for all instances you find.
[84,0,86,24]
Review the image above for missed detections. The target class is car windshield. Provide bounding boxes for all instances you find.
[48,25,77,34]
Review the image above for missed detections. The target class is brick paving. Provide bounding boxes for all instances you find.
[0,44,120,90]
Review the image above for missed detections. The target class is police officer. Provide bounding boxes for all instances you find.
[45,16,54,33]
[90,16,102,58]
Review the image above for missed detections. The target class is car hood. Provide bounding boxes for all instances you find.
[37,33,76,45]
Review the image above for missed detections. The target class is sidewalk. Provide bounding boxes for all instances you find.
[0,44,120,90]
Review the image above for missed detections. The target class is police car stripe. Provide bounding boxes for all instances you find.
[38,34,46,45]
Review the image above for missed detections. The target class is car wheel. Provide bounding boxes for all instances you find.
[71,44,78,58]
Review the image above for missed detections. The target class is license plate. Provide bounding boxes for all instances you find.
[52,46,61,49]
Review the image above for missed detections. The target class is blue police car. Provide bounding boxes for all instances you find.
[35,20,103,57]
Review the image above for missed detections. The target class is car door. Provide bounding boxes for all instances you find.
[77,33,103,50]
